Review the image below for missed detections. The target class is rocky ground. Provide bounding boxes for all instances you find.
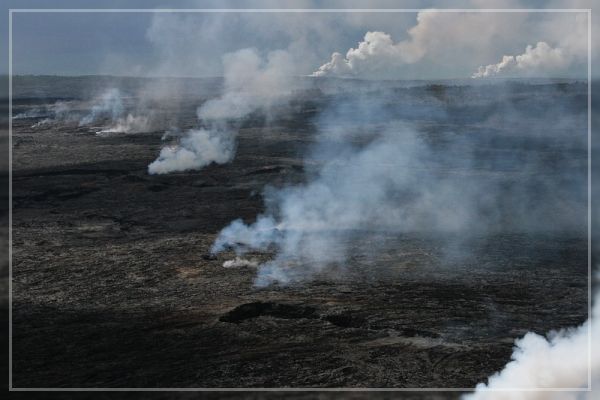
[8,78,589,390]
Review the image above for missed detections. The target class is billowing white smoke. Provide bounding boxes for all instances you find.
[199,49,294,120]
[223,257,259,269]
[464,289,599,399]
[148,128,235,174]
[472,42,571,78]
[211,119,483,286]
[312,31,422,78]
[97,114,150,135]
[79,88,124,126]
[315,35,573,80]
[310,10,522,79]
[210,79,586,286]
[148,48,294,175]
[312,10,586,80]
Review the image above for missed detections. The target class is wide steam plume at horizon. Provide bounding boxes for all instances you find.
[472,42,574,79]
[311,11,588,80]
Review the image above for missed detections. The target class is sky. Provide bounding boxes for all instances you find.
[2,0,597,80]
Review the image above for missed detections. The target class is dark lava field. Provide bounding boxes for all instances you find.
[9,76,589,389]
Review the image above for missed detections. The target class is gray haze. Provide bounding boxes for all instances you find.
[211,81,587,286]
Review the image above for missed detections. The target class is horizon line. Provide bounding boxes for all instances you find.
[1,73,591,82]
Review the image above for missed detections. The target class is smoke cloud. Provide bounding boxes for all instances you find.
[311,10,587,80]
[464,289,598,399]
[20,87,152,134]
[472,42,571,78]
[13,100,76,128]
[148,128,235,174]
[223,257,259,269]
[310,10,534,79]
[210,80,586,287]
[312,31,423,78]
[148,48,295,174]
[212,122,433,286]
[311,28,436,79]
[96,114,151,135]
[79,88,125,126]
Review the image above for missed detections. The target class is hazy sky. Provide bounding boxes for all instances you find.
[3,0,596,80]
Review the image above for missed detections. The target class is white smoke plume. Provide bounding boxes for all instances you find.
[96,114,150,135]
[79,88,124,126]
[310,10,530,79]
[26,89,150,134]
[148,128,235,174]
[464,289,599,399]
[311,9,586,80]
[211,119,483,286]
[148,48,295,174]
[31,119,52,128]
[472,42,571,78]
[312,31,422,78]
[222,257,259,269]
[210,81,587,287]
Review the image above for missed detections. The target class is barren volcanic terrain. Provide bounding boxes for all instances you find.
[11,76,588,388]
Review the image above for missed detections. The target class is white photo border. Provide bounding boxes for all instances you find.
[7,7,593,392]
